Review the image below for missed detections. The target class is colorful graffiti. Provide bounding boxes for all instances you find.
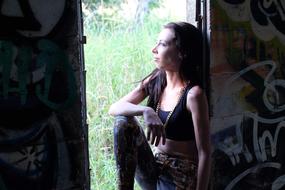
[217,0,285,44]
[211,0,285,189]
[0,0,88,190]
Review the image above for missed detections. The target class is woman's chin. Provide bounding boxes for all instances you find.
[154,62,162,69]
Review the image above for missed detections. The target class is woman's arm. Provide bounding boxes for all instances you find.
[108,82,166,146]
[187,86,211,190]
[108,83,149,116]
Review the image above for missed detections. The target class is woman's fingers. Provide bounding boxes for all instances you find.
[154,127,161,146]
[143,111,165,145]
[148,123,164,146]
[150,126,157,145]
[146,126,151,141]
[161,127,166,145]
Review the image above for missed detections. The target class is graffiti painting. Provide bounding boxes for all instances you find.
[0,0,88,190]
[211,0,285,189]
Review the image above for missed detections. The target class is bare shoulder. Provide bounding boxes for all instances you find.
[187,85,205,100]
[186,85,208,112]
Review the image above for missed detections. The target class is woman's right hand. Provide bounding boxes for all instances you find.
[143,107,166,146]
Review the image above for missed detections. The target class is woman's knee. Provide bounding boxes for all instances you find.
[113,116,140,159]
[114,116,140,130]
[114,115,133,126]
[113,116,138,137]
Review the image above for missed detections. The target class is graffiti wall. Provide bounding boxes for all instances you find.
[0,0,89,189]
[210,0,285,189]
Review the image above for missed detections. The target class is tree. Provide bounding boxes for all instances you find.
[134,0,154,25]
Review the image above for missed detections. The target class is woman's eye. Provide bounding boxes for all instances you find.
[158,42,166,46]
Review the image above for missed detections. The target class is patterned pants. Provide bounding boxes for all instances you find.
[113,116,197,190]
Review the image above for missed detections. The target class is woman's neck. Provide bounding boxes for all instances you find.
[165,71,186,90]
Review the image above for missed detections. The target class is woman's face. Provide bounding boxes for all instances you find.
[152,28,181,71]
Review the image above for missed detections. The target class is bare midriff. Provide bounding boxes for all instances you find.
[155,138,198,162]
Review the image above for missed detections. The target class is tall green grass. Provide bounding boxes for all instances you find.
[85,18,168,190]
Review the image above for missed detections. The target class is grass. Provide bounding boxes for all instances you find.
[85,18,167,190]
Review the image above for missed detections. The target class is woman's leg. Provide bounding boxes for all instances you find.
[113,116,158,190]
[134,120,158,190]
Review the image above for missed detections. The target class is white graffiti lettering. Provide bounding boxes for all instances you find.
[261,0,285,21]
[272,175,285,190]
[216,60,285,189]
[218,0,285,44]
[225,162,281,190]
[217,61,285,165]
[218,111,285,165]
[219,60,285,113]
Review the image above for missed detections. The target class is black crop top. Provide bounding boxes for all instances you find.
[157,84,195,141]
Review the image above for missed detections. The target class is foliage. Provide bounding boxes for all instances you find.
[85,18,164,190]
[82,0,121,30]
[83,0,123,6]
[84,0,186,189]
[82,0,163,31]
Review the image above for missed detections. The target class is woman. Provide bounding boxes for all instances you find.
[109,22,211,190]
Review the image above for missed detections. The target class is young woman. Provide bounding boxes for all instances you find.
[109,22,211,190]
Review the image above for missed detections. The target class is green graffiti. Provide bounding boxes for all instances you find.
[0,41,13,99]
[36,39,77,110]
[17,47,31,104]
[0,39,77,110]
[0,42,32,104]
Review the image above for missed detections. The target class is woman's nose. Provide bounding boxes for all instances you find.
[152,45,158,54]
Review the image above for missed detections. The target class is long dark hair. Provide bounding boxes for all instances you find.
[142,22,204,109]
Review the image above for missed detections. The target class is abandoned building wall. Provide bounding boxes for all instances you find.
[210,0,285,189]
[0,0,89,189]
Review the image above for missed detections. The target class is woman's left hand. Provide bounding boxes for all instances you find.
[143,107,166,146]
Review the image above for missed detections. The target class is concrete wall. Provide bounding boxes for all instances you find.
[210,0,285,189]
[0,0,89,189]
